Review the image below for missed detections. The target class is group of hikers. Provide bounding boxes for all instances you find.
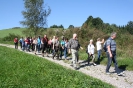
[14,32,124,76]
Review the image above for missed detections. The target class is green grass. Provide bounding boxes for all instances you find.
[0,46,114,88]
[0,28,26,38]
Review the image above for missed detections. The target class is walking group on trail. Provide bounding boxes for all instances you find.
[14,32,124,76]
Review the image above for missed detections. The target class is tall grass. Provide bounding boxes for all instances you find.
[0,46,114,88]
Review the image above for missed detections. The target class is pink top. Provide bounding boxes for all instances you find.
[48,40,52,45]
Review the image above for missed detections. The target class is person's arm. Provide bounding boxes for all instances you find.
[68,39,71,53]
[101,39,104,43]
[107,40,112,58]
[107,45,112,58]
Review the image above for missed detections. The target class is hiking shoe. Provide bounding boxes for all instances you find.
[106,72,110,75]
[93,63,97,66]
[74,67,78,70]
[117,72,124,76]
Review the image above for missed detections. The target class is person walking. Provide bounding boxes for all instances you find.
[19,37,23,49]
[96,38,104,64]
[105,32,124,76]
[64,38,69,59]
[52,36,56,55]
[60,36,65,59]
[68,33,83,70]
[52,37,60,60]
[21,37,25,51]
[37,36,41,53]
[14,37,18,49]
[48,37,52,54]
[33,37,37,55]
[42,35,48,57]
[87,39,96,66]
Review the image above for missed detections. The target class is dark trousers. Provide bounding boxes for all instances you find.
[42,44,47,53]
[106,52,120,74]
[47,44,52,54]
[60,47,64,59]
[20,42,22,49]
[87,53,95,64]
[14,43,18,49]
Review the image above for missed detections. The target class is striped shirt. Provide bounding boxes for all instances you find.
[106,37,116,52]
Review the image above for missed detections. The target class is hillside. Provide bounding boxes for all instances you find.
[0,28,26,38]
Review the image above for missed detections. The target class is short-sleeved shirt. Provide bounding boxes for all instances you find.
[106,37,116,52]
[96,41,102,50]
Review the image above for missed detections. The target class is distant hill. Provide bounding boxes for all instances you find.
[0,28,26,38]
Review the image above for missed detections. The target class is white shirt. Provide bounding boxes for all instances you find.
[88,44,95,54]
[96,41,102,51]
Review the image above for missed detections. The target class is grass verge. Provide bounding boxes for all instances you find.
[0,46,114,88]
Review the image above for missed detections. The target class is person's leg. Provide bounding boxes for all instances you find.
[71,49,77,68]
[16,43,18,49]
[97,50,101,62]
[112,53,120,74]
[92,54,95,62]
[106,52,112,73]
[38,44,40,53]
[87,53,91,64]
[60,48,63,59]
[64,47,67,59]
[42,44,45,57]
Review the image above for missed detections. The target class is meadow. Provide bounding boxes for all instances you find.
[0,28,26,38]
[0,46,114,88]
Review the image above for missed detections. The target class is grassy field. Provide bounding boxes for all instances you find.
[0,46,114,88]
[0,28,26,38]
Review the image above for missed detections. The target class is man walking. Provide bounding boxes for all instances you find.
[68,33,83,70]
[106,32,124,76]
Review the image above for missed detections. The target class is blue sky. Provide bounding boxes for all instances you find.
[0,0,133,30]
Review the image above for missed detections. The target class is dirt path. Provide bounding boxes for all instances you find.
[0,43,133,88]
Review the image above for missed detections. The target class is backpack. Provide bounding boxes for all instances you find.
[103,39,112,52]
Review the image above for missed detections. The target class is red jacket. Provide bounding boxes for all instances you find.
[14,38,18,43]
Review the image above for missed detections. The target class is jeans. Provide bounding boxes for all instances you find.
[106,52,120,74]
[64,47,67,59]
[71,49,78,68]
[37,44,41,53]
[97,50,101,61]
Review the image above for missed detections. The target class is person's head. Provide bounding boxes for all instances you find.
[111,32,117,39]
[53,36,56,39]
[38,36,40,39]
[97,38,100,41]
[89,39,93,44]
[44,35,47,38]
[62,36,65,40]
[65,38,68,42]
[73,33,77,39]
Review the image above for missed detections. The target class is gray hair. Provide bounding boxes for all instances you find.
[73,33,77,37]
[111,32,117,37]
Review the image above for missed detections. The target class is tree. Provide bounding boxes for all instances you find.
[125,21,133,34]
[20,0,51,36]
[58,24,64,28]
[68,25,74,29]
